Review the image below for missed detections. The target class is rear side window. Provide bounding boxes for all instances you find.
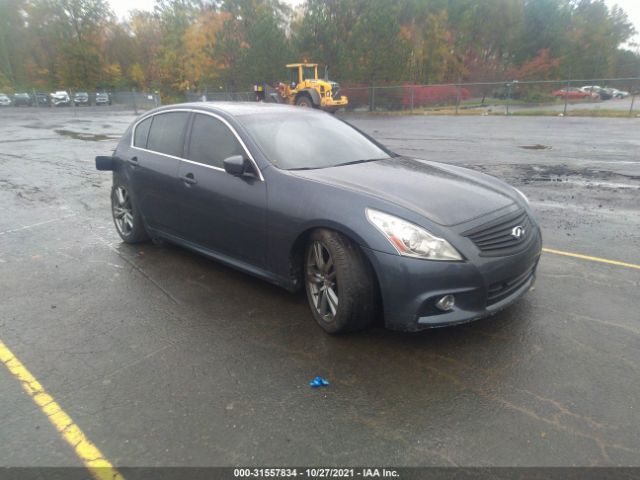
[146,112,189,157]
[133,117,152,148]
[187,114,244,168]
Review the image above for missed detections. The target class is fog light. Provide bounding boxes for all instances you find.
[435,295,455,311]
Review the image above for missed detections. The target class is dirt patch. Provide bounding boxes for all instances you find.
[467,163,640,189]
[0,179,56,204]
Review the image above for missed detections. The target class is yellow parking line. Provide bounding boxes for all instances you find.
[542,247,640,271]
[0,339,124,480]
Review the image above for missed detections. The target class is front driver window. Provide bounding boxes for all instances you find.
[187,114,244,169]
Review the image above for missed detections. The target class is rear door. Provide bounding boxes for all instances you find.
[177,112,267,267]
[131,111,189,234]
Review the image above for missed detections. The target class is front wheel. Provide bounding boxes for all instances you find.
[295,95,314,108]
[111,178,150,243]
[304,229,376,334]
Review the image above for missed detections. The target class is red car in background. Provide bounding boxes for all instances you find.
[552,87,599,99]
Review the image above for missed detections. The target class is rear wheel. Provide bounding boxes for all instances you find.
[304,229,376,334]
[111,177,150,243]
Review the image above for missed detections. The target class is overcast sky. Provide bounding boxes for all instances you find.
[108,0,639,50]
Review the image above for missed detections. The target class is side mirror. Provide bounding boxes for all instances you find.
[223,155,253,177]
[95,155,115,171]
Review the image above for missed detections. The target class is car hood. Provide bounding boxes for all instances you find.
[291,157,516,226]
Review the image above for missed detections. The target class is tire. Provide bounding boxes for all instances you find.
[295,95,314,108]
[304,229,376,334]
[111,175,150,243]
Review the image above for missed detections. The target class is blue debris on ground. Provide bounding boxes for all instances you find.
[309,376,330,388]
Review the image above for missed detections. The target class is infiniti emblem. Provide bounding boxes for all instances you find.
[511,226,525,239]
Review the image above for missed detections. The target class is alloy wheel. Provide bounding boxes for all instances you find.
[306,241,339,320]
[112,186,134,236]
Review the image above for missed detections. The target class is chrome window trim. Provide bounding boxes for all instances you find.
[130,108,264,181]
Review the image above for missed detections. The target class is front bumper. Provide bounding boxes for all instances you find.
[362,228,542,332]
[320,95,348,111]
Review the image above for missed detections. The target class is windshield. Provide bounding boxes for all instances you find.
[239,112,392,170]
[303,66,316,80]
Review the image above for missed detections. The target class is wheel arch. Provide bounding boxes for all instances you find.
[287,223,383,313]
[296,88,320,107]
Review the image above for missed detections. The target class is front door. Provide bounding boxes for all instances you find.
[177,112,267,268]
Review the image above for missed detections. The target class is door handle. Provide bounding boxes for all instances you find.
[181,173,197,185]
[128,156,139,167]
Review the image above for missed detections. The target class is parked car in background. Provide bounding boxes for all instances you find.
[51,91,71,106]
[0,93,12,106]
[13,93,32,106]
[595,87,612,100]
[95,92,111,106]
[609,88,629,99]
[35,93,51,106]
[73,91,90,106]
[579,85,612,99]
[580,85,613,100]
[552,87,597,99]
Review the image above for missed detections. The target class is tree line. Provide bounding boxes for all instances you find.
[0,0,638,98]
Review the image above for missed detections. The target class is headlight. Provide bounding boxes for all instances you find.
[365,209,462,261]
[514,188,529,206]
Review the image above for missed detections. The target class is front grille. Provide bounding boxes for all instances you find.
[487,265,535,305]
[462,208,534,257]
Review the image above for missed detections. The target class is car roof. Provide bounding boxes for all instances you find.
[157,101,324,117]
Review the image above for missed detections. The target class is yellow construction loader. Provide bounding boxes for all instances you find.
[267,63,348,112]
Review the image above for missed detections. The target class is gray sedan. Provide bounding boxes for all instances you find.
[96,103,542,333]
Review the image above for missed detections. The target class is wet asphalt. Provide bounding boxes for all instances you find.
[0,107,639,468]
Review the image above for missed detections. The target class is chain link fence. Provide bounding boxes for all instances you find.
[6,80,636,116]
[185,91,254,102]
[184,77,640,116]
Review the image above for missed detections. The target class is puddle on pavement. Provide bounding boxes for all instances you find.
[519,144,551,150]
[54,129,117,141]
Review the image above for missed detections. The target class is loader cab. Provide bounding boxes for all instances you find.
[287,63,319,87]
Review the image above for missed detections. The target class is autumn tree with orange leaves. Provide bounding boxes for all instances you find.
[0,0,637,96]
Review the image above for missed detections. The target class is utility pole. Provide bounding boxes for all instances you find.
[455,76,462,115]
[563,67,572,117]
